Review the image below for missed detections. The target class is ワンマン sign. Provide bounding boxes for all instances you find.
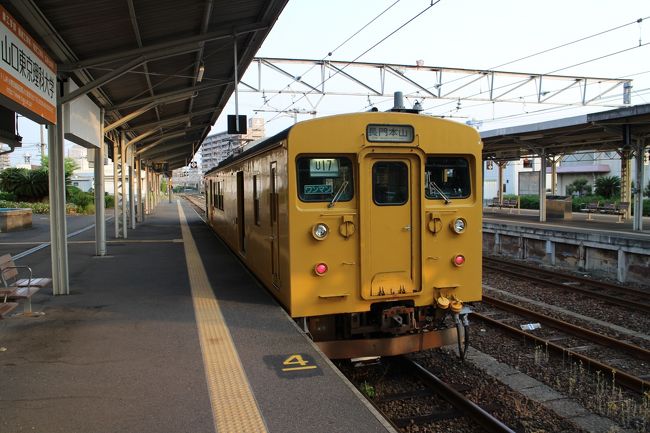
[0,5,56,124]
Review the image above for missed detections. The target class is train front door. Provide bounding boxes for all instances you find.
[362,155,420,299]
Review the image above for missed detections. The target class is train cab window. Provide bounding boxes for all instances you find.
[373,161,408,205]
[425,157,471,199]
[297,157,354,203]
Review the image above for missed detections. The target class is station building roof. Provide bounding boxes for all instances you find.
[481,103,650,160]
[5,0,288,172]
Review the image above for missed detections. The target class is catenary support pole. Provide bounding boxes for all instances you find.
[129,164,136,229]
[137,159,144,222]
[121,133,128,239]
[633,139,645,231]
[539,152,547,223]
[94,108,106,256]
[113,139,119,238]
[48,97,69,295]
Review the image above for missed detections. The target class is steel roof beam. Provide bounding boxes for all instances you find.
[142,140,196,159]
[60,22,269,71]
[125,107,216,131]
[105,93,193,133]
[108,81,230,111]
[151,149,192,162]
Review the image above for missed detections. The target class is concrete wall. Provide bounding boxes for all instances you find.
[483,222,650,284]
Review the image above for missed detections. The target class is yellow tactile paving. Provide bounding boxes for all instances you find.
[177,201,267,433]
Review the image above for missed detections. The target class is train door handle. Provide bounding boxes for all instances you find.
[402,225,411,231]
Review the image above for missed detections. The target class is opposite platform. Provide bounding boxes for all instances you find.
[0,200,394,433]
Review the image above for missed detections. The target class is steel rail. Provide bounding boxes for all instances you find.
[483,259,650,314]
[397,357,517,433]
[484,256,650,298]
[473,312,650,394]
[483,295,650,361]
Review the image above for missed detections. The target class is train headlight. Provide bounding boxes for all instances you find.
[312,223,329,240]
[452,255,466,267]
[314,262,329,276]
[451,218,466,234]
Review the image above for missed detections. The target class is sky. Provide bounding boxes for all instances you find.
[213,0,650,138]
[8,0,650,166]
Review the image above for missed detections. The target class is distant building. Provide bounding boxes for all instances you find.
[0,153,10,170]
[200,117,265,173]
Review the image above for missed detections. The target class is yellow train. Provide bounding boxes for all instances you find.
[204,102,482,359]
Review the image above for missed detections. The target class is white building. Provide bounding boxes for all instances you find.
[200,117,265,173]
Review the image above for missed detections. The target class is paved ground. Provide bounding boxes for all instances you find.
[0,201,393,433]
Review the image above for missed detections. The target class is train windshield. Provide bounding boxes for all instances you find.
[425,157,471,199]
[297,156,354,203]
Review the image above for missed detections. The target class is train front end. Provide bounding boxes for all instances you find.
[287,109,482,359]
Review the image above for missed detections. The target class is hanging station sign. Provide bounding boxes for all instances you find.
[0,6,56,124]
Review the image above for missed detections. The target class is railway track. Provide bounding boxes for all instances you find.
[369,357,516,433]
[474,296,650,394]
[483,256,650,314]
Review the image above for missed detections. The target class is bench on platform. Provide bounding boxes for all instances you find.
[579,201,600,220]
[488,197,520,213]
[579,201,629,222]
[0,301,18,319]
[0,254,51,316]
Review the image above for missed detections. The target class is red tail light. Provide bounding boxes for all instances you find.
[453,255,465,266]
[314,263,328,276]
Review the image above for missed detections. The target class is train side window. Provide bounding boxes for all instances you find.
[372,161,408,205]
[253,175,260,225]
[296,156,354,203]
[424,157,471,199]
[216,181,224,210]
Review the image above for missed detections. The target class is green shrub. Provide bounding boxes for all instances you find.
[0,191,17,201]
[594,176,620,198]
[104,194,115,208]
[518,194,539,210]
[0,167,48,201]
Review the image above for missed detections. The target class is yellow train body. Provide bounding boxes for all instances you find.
[205,111,482,358]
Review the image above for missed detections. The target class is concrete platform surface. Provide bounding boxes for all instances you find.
[0,200,393,433]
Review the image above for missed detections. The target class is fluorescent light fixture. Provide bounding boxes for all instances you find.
[197,64,205,82]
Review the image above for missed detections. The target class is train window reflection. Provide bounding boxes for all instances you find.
[425,157,471,199]
[297,156,354,203]
[373,161,408,205]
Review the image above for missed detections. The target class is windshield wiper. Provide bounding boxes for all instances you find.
[429,181,451,204]
[328,180,349,208]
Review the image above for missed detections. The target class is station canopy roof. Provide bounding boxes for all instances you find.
[481,103,650,161]
[6,0,288,172]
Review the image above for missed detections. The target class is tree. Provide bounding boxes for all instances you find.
[566,178,591,196]
[645,180,650,198]
[594,175,621,199]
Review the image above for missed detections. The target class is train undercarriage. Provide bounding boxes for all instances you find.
[303,301,471,359]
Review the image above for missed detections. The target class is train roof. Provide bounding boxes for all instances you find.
[204,111,477,175]
[204,126,293,175]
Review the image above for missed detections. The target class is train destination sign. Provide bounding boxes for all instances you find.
[0,6,56,124]
[366,124,414,143]
[309,158,339,177]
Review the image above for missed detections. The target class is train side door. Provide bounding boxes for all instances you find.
[237,171,245,253]
[207,179,213,221]
[362,155,420,299]
[270,162,280,287]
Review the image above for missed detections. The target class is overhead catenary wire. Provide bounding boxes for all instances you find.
[422,40,650,116]
[258,0,403,109]
[266,0,443,124]
[358,15,650,112]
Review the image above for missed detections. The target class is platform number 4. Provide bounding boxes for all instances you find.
[282,354,317,372]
